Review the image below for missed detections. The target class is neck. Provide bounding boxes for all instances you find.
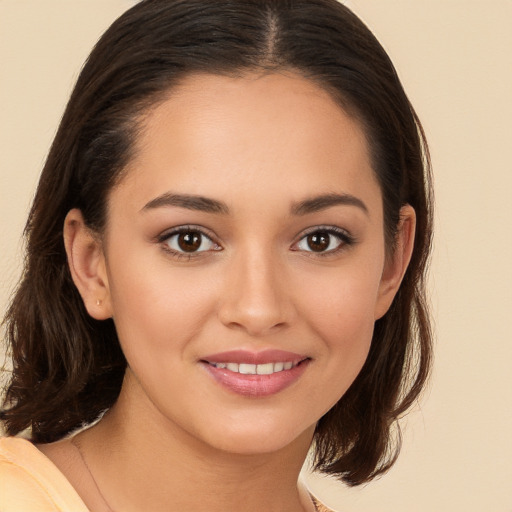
[77,371,316,512]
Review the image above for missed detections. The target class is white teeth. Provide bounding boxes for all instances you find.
[256,363,274,375]
[211,361,302,375]
[239,363,256,374]
[226,363,239,372]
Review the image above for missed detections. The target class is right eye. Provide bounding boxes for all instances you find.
[160,227,221,255]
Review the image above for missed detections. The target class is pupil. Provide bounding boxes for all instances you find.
[308,232,329,252]
[178,232,201,252]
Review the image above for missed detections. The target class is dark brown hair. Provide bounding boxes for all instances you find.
[1,0,433,486]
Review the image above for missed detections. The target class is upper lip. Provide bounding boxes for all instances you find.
[201,349,309,365]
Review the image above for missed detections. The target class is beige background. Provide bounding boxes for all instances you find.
[1,1,511,511]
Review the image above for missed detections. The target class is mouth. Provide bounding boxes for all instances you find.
[200,350,311,397]
[204,360,305,375]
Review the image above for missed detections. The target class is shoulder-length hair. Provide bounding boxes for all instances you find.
[1,0,433,486]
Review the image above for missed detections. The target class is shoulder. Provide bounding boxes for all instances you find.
[311,494,338,512]
[0,436,89,512]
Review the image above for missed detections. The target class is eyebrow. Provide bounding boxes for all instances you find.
[142,193,230,214]
[291,193,369,216]
[141,191,368,216]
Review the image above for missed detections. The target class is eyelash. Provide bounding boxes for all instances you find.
[156,225,221,261]
[156,224,355,261]
[292,225,355,258]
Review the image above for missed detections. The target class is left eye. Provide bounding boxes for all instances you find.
[296,230,346,253]
[164,230,218,253]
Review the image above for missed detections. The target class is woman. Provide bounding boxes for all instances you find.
[0,1,433,511]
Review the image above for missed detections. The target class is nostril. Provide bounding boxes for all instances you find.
[216,270,293,336]
[218,309,289,337]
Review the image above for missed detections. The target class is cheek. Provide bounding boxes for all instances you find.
[299,260,382,338]
[296,260,383,392]
[105,252,216,364]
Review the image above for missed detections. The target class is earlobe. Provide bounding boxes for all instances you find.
[374,205,416,320]
[63,209,112,320]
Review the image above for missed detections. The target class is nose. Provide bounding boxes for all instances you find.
[217,247,293,337]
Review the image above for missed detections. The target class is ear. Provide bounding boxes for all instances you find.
[374,204,416,320]
[63,209,112,320]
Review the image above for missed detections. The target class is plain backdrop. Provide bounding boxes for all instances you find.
[1,1,511,511]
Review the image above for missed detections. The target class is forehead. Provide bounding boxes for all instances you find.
[117,71,381,215]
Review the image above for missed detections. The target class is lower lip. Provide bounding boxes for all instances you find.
[202,360,310,397]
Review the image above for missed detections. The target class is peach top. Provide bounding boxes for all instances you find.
[0,436,334,512]
[0,436,89,511]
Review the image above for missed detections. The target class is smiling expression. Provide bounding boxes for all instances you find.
[80,71,404,455]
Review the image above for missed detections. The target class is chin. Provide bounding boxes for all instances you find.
[193,415,316,457]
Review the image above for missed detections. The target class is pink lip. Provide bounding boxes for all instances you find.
[200,349,310,398]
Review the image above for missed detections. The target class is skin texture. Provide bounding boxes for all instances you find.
[56,71,415,512]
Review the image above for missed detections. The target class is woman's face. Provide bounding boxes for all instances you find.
[96,72,401,455]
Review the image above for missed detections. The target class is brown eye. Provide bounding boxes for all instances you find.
[295,228,349,254]
[306,232,331,252]
[177,231,202,252]
[164,229,218,254]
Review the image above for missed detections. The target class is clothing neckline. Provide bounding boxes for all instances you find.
[1,436,334,511]
[0,436,90,511]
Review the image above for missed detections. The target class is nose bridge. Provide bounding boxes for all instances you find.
[218,241,290,335]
